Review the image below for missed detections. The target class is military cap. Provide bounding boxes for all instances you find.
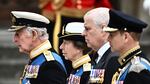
[103,9,148,33]
[8,11,50,32]
[58,22,85,41]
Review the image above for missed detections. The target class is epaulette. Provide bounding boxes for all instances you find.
[129,56,150,73]
[72,54,91,69]
[83,62,91,72]
[43,50,54,61]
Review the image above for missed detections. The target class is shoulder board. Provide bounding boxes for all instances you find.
[129,56,150,73]
[83,62,91,72]
[43,50,55,61]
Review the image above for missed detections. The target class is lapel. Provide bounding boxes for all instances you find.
[94,48,111,69]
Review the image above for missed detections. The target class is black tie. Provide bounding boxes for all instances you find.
[88,51,98,66]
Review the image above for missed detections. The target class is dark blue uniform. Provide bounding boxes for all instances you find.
[112,47,150,84]
[20,40,67,84]
[67,54,92,84]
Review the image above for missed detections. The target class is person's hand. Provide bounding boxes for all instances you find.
[143,0,150,15]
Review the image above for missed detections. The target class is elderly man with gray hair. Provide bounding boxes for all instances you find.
[8,11,67,84]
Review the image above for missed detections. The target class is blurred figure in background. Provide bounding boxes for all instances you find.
[8,11,67,84]
[143,0,150,15]
[59,22,92,84]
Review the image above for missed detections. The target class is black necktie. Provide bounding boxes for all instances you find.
[88,51,98,66]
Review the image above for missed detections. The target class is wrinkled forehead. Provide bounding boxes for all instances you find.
[84,17,95,26]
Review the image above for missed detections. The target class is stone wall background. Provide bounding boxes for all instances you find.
[0,0,150,84]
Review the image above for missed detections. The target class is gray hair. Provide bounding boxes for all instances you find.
[26,27,49,40]
[84,7,110,27]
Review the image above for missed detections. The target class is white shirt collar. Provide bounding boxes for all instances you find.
[96,42,110,63]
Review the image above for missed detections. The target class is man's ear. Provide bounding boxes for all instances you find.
[101,24,106,29]
[32,30,38,40]
[124,32,130,42]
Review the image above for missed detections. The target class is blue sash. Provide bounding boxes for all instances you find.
[22,52,67,84]
[141,60,150,71]
[118,59,150,82]
[67,67,84,84]
[52,52,67,74]
[75,67,84,76]
[119,64,131,81]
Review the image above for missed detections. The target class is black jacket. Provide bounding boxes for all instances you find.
[92,48,120,84]
[30,59,67,84]
[116,48,150,84]
[21,52,67,84]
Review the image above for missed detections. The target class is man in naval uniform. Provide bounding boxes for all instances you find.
[8,11,67,84]
[82,7,120,84]
[103,9,150,84]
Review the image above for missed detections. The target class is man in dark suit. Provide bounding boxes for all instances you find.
[103,9,150,84]
[8,11,67,84]
[82,7,120,84]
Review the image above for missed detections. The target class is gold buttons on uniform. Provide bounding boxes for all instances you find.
[118,68,122,72]
[123,59,126,62]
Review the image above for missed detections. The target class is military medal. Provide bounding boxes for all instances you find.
[25,65,40,78]
[68,74,81,84]
[89,69,105,83]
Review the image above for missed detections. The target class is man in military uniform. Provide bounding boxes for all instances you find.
[82,7,120,84]
[8,11,67,84]
[103,9,150,84]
